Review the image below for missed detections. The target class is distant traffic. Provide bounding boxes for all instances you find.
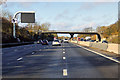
[34,36,108,47]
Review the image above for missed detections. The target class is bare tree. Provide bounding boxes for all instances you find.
[2,10,13,22]
[41,22,50,31]
[83,27,94,32]
[0,0,7,5]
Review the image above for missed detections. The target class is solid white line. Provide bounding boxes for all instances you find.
[63,69,67,76]
[17,57,23,61]
[63,52,65,54]
[63,57,66,60]
[63,49,65,50]
[77,45,120,63]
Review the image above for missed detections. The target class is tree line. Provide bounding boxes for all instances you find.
[96,20,119,43]
[1,10,56,43]
[78,21,119,44]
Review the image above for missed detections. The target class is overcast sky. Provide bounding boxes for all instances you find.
[2,1,118,36]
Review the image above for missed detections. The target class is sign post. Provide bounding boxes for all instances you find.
[12,11,35,38]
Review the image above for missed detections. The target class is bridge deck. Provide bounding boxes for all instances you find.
[41,31,98,34]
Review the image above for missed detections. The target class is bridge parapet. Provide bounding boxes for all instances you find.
[41,31,101,41]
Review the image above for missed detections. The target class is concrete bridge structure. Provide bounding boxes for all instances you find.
[40,31,101,41]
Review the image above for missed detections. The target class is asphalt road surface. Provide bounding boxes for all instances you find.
[2,42,119,78]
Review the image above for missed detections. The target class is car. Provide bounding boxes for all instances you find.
[80,38,84,41]
[102,40,108,43]
[89,40,95,42]
[59,39,63,43]
[85,36,91,41]
[37,40,42,44]
[64,39,69,43]
[84,39,86,41]
[59,39,62,43]
[52,40,61,46]
[41,40,48,45]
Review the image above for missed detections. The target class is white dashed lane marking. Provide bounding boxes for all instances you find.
[63,52,65,54]
[63,69,68,76]
[32,52,34,54]
[63,57,66,60]
[17,57,23,61]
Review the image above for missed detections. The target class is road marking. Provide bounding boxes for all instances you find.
[63,49,65,50]
[63,52,65,54]
[32,52,34,54]
[63,69,67,76]
[17,57,23,61]
[27,54,44,57]
[14,66,23,68]
[44,49,62,51]
[77,45,120,64]
[63,57,66,60]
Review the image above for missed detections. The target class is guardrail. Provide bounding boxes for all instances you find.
[70,40,119,54]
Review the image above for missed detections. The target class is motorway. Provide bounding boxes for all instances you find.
[2,42,119,78]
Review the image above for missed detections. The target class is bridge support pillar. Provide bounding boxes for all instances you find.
[70,33,74,40]
[96,34,101,42]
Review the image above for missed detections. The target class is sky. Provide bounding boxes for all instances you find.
[1,1,118,36]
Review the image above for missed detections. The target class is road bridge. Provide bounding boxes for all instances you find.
[41,31,101,41]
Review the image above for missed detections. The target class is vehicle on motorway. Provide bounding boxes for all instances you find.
[80,38,84,41]
[84,39,86,41]
[85,36,91,41]
[102,40,108,43]
[37,40,43,44]
[89,40,95,42]
[63,39,69,43]
[52,39,61,46]
[41,40,48,45]
[59,39,63,43]
[72,39,76,41]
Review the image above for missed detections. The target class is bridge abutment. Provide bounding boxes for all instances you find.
[70,33,74,40]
